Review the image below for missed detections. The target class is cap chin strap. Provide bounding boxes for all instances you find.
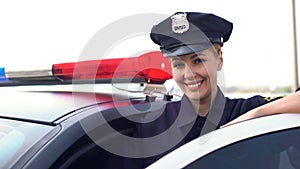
[209,37,223,46]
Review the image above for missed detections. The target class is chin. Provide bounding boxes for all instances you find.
[188,90,211,102]
[186,93,201,101]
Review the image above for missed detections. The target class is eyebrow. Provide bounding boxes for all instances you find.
[170,57,181,61]
[190,52,206,59]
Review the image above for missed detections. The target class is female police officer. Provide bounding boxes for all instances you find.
[123,12,300,168]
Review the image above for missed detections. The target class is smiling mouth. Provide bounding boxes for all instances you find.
[186,80,204,88]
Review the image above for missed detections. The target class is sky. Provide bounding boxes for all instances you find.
[0,0,299,88]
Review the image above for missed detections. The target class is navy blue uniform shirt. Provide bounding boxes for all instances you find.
[122,87,298,168]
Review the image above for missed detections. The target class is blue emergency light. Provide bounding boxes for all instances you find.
[0,68,9,82]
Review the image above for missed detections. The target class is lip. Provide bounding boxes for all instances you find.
[185,80,204,91]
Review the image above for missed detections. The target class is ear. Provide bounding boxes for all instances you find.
[217,50,223,71]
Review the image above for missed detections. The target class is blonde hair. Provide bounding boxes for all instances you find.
[211,44,222,57]
[213,44,221,51]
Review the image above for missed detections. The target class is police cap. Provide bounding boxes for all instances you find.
[150,12,233,57]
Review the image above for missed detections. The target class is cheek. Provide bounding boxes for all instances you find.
[198,66,209,75]
[192,64,212,77]
[206,65,219,80]
[172,69,183,82]
[199,63,219,79]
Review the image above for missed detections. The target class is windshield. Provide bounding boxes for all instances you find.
[0,119,57,169]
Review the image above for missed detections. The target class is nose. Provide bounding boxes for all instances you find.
[183,65,196,80]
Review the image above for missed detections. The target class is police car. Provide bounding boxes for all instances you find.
[0,51,175,169]
[1,51,300,169]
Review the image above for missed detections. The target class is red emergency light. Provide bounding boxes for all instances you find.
[53,51,173,84]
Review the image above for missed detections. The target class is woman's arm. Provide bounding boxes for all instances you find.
[221,91,300,128]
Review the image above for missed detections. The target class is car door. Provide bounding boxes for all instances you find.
[185,126,300,169]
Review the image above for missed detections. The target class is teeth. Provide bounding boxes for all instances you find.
[188,82,201,88]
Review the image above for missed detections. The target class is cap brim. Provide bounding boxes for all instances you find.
[161,43,213,57]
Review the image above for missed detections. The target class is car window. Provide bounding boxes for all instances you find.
[0,119,58,169]
[49,123,137,169]
[185,127,300,169]
[49,106,144,169]
[49,132,120,169]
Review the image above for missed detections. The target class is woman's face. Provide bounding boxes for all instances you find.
[170,47,223,103]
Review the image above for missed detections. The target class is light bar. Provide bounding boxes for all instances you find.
[53,51,173,84]
[0,51,173,86]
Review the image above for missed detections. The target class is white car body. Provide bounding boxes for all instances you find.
[148,113,300,169]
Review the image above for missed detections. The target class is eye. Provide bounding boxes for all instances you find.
[194,58,205,64]
[172,62,185,69]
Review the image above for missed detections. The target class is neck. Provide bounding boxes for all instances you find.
[191,87,219,116]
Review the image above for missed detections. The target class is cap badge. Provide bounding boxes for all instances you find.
[171,13,189,34]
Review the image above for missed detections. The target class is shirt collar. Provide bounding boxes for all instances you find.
[176,87,226,128]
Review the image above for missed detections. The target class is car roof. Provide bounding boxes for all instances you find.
[147,113,300,169]
[0,85,144,125]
